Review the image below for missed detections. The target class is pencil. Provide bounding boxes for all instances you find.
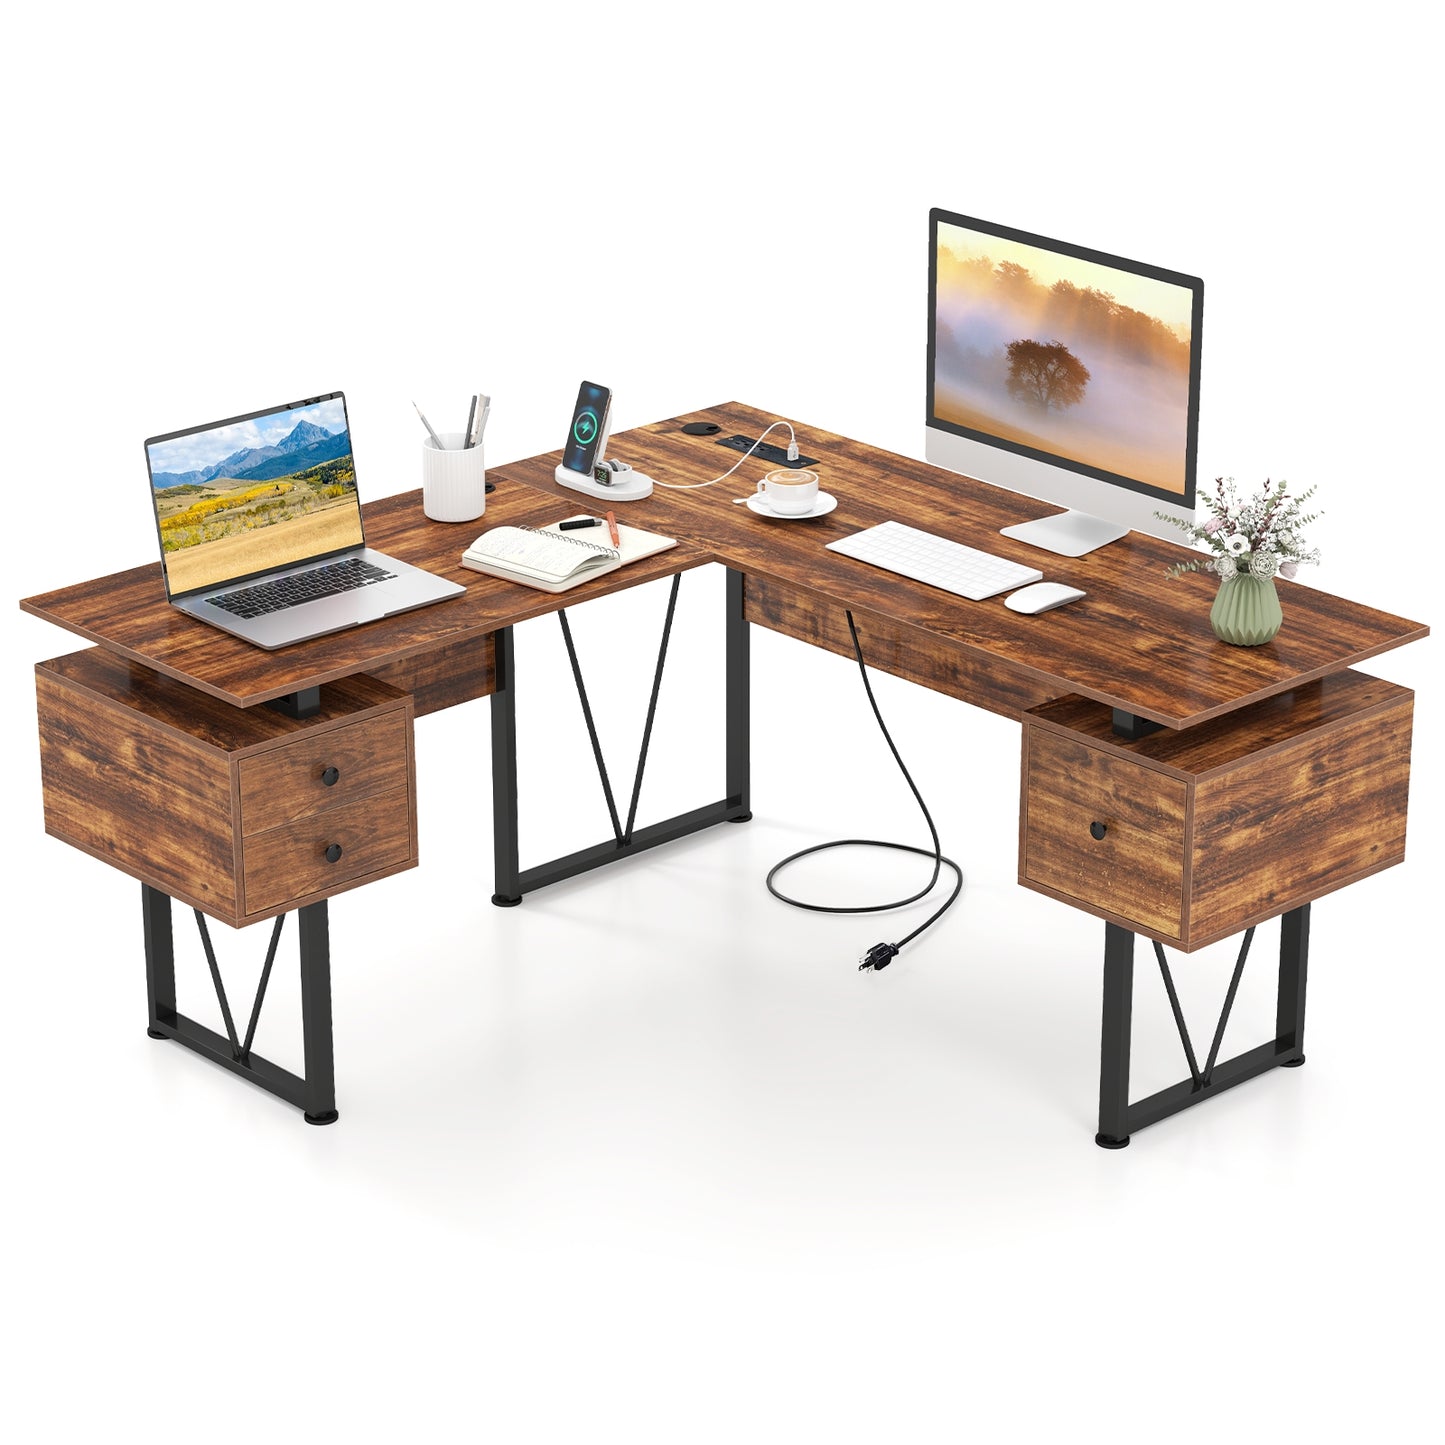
[412,401,445,449]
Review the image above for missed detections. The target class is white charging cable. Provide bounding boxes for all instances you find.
[652,421,800,489]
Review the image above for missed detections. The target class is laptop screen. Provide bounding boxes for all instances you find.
[145,393,364,598]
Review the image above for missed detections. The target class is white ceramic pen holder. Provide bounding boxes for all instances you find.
[422,432,486,523]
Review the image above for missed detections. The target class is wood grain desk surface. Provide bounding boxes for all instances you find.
[19,478,713,709]
[21,401,1429,725]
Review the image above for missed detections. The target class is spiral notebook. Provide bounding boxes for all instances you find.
[461,515,677,593]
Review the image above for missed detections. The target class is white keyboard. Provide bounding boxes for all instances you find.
[825,520,1044,601]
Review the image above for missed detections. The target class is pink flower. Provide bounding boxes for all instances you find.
[1279,560,1298,580]
[1203,517,1224,534]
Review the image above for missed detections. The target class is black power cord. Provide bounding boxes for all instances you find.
[765,611,963,970]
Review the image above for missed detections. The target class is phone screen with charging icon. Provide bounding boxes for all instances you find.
[562,381,611,475]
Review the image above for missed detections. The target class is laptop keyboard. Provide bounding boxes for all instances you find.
[209,557,396,619]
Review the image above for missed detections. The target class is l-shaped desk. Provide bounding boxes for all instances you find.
[21,403,1428,1145]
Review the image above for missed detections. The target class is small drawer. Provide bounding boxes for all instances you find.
[1022,730,1188,937]
[242,787,415,916]
[239,711,409,837]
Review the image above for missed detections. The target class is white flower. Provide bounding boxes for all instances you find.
[1225,535,1249,555]
[1214,555,1237,578]
[1250,551,1279,578]
[1276,530,1295,548]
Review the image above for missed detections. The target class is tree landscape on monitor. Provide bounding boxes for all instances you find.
[147,397,362,593]
[933,222,1194,495]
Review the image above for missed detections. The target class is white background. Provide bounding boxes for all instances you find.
[4,3,1439,1439]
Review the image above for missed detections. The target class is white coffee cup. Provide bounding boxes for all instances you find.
[757,468,819,515]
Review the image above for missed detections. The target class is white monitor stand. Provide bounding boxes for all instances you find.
[999,511,1130,558]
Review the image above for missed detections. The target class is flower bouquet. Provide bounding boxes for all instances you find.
[1156,477,1322,645]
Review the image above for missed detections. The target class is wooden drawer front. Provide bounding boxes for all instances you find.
[1188,695,1414,943]
[744,575,1056,721]
[242,787,414,915]
[1023,731,1188,937]
[239,710,409,837]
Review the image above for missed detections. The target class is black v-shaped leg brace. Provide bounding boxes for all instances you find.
[1095,908,1309,1148]
[142,887,338,1124]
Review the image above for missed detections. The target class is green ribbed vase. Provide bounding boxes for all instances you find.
[1210,572,1282,645]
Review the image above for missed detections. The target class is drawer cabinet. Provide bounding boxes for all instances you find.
[1019,671,1414,950]
[36,649,418,927]
[1022,730,1189,938]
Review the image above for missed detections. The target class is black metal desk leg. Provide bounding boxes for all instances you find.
[143,883,177,1039]
[1096,922,1135,1148]
[138,884,340,1124]
[490,625,521,906]
[1093,909,1311,1148]
[725,567,751,822]
[488,570,751,905]
[1277,903,1309,1066]
[298,902,338,1125]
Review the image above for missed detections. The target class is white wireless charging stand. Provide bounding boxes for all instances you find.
[553,412,654,501]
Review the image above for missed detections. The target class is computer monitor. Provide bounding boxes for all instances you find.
[926,209,1203,556]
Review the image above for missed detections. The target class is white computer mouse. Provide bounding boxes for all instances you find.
[1005,582,1087,614]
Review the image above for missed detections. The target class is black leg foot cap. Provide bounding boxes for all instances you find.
[1095,1133,1131,1150]
[147,1027,167,1040]
[1281,1055,1306,1068]
[491,893,523,908]
[728,811,753,823]
[304,1110,339,1126]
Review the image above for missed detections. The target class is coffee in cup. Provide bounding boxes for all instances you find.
[757,468,820,515]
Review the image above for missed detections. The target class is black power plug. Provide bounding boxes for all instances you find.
[858,943,900,972]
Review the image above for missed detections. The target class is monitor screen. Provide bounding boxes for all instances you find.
[145,393,363,597]
[927,211,1203,538]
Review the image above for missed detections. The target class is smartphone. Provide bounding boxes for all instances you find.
[562,380,611,475]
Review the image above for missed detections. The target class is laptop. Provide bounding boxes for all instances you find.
[145,391,464,649]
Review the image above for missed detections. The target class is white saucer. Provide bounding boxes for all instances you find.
[746,491,837,520]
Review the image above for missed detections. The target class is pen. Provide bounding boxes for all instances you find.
[413,401,445,449]
[476,394,492,441]
[463,395,478,449]
[559,517,601,531]
[605,510,620,547]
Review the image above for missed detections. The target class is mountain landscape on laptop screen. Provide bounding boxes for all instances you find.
[147,396,364,595]
[933,220,1194,495]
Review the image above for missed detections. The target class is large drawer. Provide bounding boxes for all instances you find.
[1022,730,1188,938]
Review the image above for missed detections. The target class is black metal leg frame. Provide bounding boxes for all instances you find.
[143,884,339,1124]
[1096,905,1309,1148]
[490,566,751,905]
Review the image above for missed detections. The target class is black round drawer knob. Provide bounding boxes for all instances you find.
[324,843,344,864]
[1089,821,1108,841]
[321,767,340,787]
